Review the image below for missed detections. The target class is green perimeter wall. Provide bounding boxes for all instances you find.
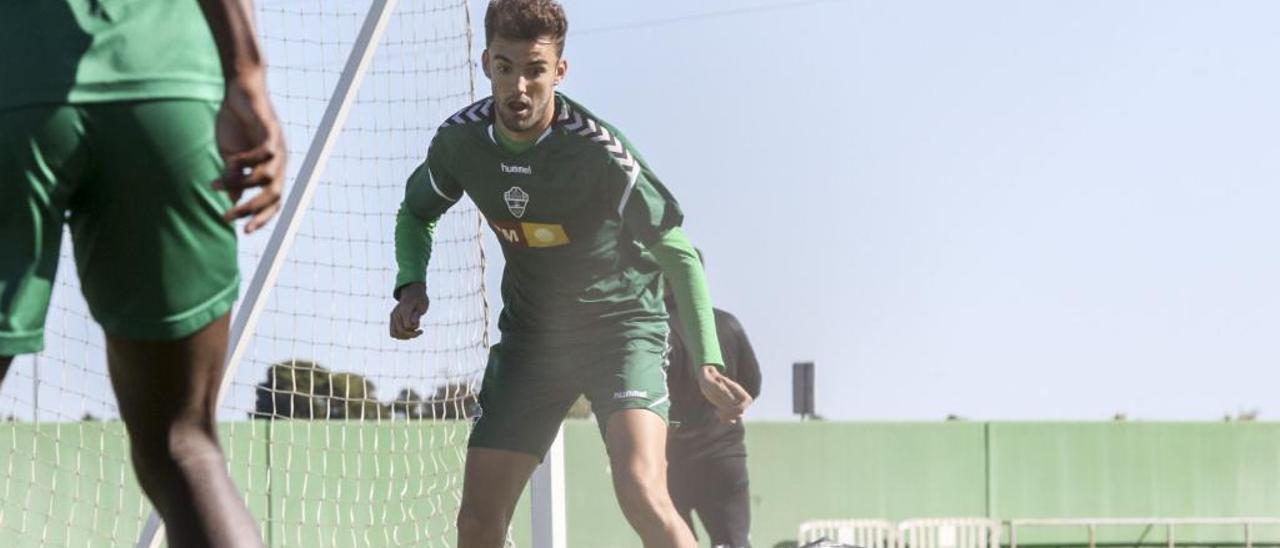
[2,422,1278,547]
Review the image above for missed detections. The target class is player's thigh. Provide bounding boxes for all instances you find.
[106,314,231,438]
[584,336,672,444]
[584,337,672,476]
[469,343,581,459]
[71,99,237,343]
[692,457,751,548]
[0,105,88,356]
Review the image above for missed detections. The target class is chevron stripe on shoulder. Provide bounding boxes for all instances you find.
[439,98,494,129]
[558,103,642,191]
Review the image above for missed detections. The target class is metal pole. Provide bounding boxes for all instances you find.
[531,425,567,548]
[219,0,402,407]
[134,1,402,546]
[31,355,38,421]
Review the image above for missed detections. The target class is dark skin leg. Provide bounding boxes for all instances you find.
[456,447,541,548]
[106,314,263,548]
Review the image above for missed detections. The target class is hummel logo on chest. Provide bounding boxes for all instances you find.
[500,163,533,175]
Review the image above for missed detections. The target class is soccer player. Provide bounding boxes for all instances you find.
[0,1,285,546]
[665,251,763,548]
[389,1,752,546]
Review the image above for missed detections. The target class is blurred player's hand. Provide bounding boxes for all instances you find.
[213,73,287,234]
[390,282,430,340]
[697,365,753,423]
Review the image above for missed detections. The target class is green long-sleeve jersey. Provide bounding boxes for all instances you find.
[395,93,721,366]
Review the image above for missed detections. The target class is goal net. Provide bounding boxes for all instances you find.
[0,0,488,546]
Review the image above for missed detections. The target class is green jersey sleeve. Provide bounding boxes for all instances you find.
[619,168,684,247]
[649,227,724,369]
[393,136,463,297]
[589,126,683,246]
[404,136,463,219]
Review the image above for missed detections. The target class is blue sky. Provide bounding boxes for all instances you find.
[482,0,1280,420]
[4,0,1277,423]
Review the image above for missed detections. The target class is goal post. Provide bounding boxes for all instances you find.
[1,1,504,547]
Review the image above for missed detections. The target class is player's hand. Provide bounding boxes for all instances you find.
[696,365,753,424]
[390,282,430,340]
[212,72,287,235]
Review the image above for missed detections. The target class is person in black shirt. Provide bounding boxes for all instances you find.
[665,251,762,548]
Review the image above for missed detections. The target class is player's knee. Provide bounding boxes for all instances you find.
[613,456,664,491]
[128,416,220,475]
[166,418,222,465]
[455,505,509,545]
[612,460,670,513]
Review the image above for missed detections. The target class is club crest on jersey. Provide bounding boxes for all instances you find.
[504,186,529,218]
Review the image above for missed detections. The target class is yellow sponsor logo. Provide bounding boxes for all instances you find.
[521,222,570,248]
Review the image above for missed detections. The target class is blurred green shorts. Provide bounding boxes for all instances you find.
[0,100,238,355]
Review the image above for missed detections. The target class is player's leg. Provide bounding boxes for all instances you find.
[604,410,696,547]
[691,456,751,548]
[665,457,699,540]
[0,357,12,385]
[456,448,540,547]
[587,336,695,547]
[106,315,262,548]
[459,343,578,547]
[75,100,258,547]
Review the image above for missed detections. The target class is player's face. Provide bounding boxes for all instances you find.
[482,35,567,139]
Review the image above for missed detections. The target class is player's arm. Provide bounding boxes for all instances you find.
[648,228,721,369]
[606,146,752,422]
[390,139,462,340]
[197,0,288,234]
[647,229,752,423]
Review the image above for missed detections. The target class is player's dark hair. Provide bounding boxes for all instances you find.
[484,0,568,56]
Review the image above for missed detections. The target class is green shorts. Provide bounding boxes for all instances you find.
[469,336,672,460]
[0,100,238,355]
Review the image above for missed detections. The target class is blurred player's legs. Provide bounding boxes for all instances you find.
[107,314,262,548]
[0,100,262,547]
[605,409,696,548]
[457,448,540,547]
[668,456,751,548]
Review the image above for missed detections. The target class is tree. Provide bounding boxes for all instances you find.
[328,372,391,420]
[253,359,332,419]
[427,382,477,420]
[393,388,426,420]
[1224,408,1260,422]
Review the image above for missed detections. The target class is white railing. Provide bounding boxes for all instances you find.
[1009,517,1280,548]
[800,518,1280,548]
[799,518,999,548]
[799,519,896,547]
[900,519,1001,548]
